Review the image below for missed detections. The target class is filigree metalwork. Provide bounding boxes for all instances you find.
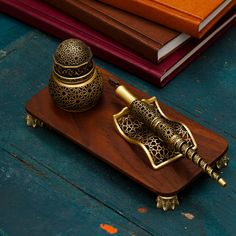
[49,39,103,112]
[26,113,43,128]
[54,38,92,67]
[54,61,94,79]
[113,97,197,170]
[216,154,229,169]
[156,195,179,211]
[49,70,103,112]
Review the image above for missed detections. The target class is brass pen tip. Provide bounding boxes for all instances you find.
[108,79,120,89]
[218,178,227,187]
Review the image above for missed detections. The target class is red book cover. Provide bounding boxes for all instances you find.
[1,0,235,87]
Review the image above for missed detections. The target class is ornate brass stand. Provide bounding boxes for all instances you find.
[25,72,229,212]
[114,97,197,170]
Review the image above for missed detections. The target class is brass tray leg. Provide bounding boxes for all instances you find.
[26,113,44,128]
[216,154,229,169]
[156,195,179,211]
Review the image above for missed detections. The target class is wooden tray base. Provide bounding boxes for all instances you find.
[25,69,228,211]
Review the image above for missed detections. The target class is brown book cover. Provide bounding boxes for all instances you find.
[43,0,190,62]
[99,0,235,38]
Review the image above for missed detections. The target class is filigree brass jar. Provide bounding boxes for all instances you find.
[48,39,103,112]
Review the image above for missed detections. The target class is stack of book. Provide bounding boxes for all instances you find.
[1,0,235,87]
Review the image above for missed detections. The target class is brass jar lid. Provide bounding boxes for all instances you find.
[53,66,96,85]
[53,38,94,79]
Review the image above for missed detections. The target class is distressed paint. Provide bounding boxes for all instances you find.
[100,224,118,234]
[181,212,195,220]
[137,207,148,213]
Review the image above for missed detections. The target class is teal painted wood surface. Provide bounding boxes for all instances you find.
[0,14,236,236]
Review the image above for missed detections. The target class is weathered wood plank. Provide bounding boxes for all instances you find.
[0,14,32,54]
[0,147,153,236]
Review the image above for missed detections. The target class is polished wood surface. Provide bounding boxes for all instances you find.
[26,69,228,195]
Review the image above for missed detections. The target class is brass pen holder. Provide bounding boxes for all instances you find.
[111,82,226,188]
[26,71,229,212]
[113,96,197,170]
[111,83,228,211]
[25,37,229,212]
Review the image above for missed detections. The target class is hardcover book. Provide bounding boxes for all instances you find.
[43,0,190,63]
[99,0,235,38]
[1,0,235,87]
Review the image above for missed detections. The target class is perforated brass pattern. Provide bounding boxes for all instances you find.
[130,100,186,146]
[49,70,103,112]
[54,39,92,66]
[53,67,95,85]
[130,100,161,126]
[54,60,94,78]
[128,98,226,186]
[114,97,197,169]
[49,39,103,112]
[154,119,176,143]
[117,113,194,167]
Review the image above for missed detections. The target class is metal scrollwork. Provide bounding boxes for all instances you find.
[113,97,197,170]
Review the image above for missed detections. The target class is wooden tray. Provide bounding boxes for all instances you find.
[25,69,228,209]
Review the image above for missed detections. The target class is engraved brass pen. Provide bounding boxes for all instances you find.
[109,80,227,187]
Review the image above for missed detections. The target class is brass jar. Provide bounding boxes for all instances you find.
[48,39,103,112]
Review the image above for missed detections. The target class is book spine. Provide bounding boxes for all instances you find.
[99,0,201,37]
[43,0,160,62]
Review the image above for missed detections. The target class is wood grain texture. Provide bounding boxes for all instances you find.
[26,68,228,195]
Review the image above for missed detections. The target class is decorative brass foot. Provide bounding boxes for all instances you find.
[26,113,43,128]
[156,195,179,211]
[216,154,229,170]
